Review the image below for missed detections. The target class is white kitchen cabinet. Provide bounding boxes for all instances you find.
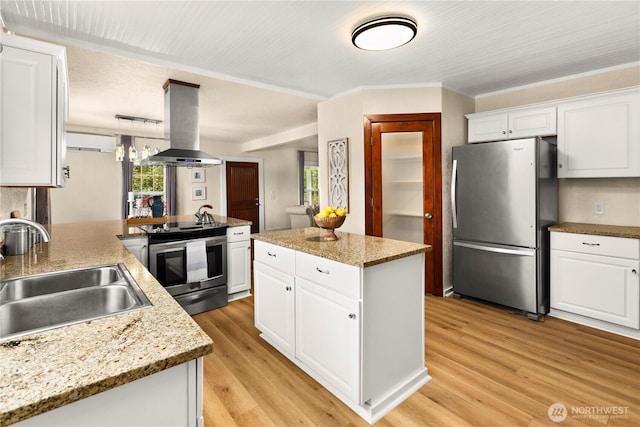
[550,231,640,338]
[557,88,640,178]
[15,358,204,427]
[226,225,251,297]
[120,236,148,268]
[253,241,296,355]
[0,33,68,187]
[253,239,429,424]
[467,106,556,143]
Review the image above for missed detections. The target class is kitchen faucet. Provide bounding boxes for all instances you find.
[0,218,51,261]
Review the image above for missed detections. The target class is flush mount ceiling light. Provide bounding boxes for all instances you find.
[352,16,417,51]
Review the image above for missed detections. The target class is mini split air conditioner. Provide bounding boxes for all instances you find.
[65,132,116,153]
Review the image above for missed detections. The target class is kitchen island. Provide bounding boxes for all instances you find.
[0,215,246,426]
[251,227,432,424]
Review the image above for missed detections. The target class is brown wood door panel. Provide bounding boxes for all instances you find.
[364,114,442,296]
[226,161,260,234]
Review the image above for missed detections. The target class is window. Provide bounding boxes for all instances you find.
[132,165,166,214]
[303,165,319,206]
[299,151,319,206]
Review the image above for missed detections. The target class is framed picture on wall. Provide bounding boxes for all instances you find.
[192,186,206,200]
[191,169,205,183]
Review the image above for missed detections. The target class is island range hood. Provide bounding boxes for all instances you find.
[139,79,221,167]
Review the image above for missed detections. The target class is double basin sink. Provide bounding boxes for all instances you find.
[0,264,152,340]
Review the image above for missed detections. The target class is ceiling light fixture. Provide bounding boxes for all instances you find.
[352,16,417,51]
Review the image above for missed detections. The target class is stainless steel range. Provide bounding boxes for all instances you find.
[139,219,228,315]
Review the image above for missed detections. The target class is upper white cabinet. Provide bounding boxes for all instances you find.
[467,106,556,143]
[557,88,640,178]
[0,33,68,187]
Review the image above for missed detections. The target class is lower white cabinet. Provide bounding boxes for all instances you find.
[295,276,360,402]
[227,226,252,296]
[253,239,430,424]
[550,232,640,337]
[15,358,204,427]
[120,236,148,268]
[254,262,295,355]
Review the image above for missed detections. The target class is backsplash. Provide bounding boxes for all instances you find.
[558,178,640,226]
[0,188,31,220]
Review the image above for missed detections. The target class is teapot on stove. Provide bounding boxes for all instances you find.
[194,204,214,224]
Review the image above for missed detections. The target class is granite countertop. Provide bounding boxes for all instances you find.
[251,227,431,268]
[549,222,640,239]
[0,214,249,426]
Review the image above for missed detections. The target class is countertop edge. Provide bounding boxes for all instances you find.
[549,222,640,239]
[252,229,431,268]
[3,342,213,426]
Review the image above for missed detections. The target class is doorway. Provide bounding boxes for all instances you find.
[364,114,442,295]
[226,161,261,234]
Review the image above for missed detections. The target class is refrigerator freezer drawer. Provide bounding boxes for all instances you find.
[453,241,541,314]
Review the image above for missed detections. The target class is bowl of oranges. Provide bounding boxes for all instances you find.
[314,206,347,241]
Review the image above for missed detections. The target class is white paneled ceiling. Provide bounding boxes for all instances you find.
[1,1,639,148]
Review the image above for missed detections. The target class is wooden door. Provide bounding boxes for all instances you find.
[226,161,260,233]
[364,114,442,295]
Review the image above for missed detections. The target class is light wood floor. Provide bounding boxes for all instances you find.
[193,295,640,426]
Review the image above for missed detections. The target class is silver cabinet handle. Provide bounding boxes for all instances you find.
[582,242,600,247]
[316,267,329,275]
[425,213,433,219]
[348,313,356,319]
[267,252,277,257]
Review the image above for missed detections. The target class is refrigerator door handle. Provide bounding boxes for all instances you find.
[451,159,458,229]
[454,241,536,257]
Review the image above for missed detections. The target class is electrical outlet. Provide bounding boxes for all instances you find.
[594,201,605,215]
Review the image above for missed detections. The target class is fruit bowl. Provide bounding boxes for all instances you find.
[314,215,346,241]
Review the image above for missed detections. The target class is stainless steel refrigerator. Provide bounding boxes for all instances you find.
[451,137,557,320]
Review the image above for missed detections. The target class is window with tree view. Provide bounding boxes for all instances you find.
[303,165,319,206]
[132,165,165,214]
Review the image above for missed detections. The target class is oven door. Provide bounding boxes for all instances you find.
[149,236,227,297]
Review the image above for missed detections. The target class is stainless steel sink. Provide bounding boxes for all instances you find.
[0,264,152,340]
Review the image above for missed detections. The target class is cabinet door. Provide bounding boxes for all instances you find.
[467,113,508,143]
[121,237,148,268]
[551,249,639,328]
[508,106,556,139]
[557,90,640,177]
[227,240,251,294]
[0,45,55,186]
[295,277,360,402]
[254,262,295,355]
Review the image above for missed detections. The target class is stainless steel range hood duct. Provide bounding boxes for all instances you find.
[140,79,221,167]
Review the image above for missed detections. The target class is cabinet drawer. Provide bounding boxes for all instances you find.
[254,240,295,275]
[551,232,639,259]
[295,251,361,299]
[227,225,251,243]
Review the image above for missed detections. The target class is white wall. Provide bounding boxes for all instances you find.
[475,64,640,227]
[318,86,444,235]
[50,150,122,224]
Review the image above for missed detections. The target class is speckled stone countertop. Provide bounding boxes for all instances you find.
[251,227,431,268]
[549,222,640,239]
[0,214,248,426]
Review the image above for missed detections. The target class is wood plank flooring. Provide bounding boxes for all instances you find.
[192,295,639,426]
